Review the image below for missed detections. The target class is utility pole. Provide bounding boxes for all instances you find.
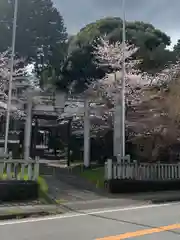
[113,0,126,160]
[84,98,90,168]
[4,0,18,153]
[121,0,126,158]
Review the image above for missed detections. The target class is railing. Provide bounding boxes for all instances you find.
[0,158,39,181]
[105,159,180,181]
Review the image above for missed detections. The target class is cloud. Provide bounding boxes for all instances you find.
[53,0,180,45]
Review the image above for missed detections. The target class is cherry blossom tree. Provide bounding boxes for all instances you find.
[56,37,180,163]
[90,37,147,108]
[0,50,25,119]
[124,62,180,161]
[93,37,139,71]
[89,37,180,161]
[90,37,146,157]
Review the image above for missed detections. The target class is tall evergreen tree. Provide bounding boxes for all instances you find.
[174,39,180,58]
[0,0,67,65]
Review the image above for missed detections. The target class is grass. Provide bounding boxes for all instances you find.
[55,199,67,204]
[65,161,105,188]
[79,167,105,188]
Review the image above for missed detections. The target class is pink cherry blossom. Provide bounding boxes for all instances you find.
[0,50,25,119]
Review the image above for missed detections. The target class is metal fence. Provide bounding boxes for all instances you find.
[105,158,180,181]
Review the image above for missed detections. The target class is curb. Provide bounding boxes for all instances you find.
[0,211,49,220]
[0,205,63,221]
[151,197,180,204]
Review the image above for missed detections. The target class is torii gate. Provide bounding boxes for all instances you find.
[24,89,66,161]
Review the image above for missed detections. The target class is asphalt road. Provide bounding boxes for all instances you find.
[1,202,180,239]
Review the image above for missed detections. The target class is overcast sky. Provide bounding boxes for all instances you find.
[53,0,180,47]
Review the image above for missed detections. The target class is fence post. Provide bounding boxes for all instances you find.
[178,163,180,179]
[34,156,39,180]
[0,160,3,176]
[107,159,113,180]
[133,160,138,179]
[28,163,32,180]
[6,163,11,179]
[125,154,131,163]
[117,154,121,163]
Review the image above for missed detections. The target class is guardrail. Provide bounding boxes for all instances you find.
[105,159,180,181]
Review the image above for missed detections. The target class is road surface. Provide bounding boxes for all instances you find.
[1,202,180,239]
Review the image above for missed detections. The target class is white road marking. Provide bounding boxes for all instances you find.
[0,202,179,226]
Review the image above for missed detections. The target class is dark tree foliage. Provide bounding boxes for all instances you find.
[57,44,110,93]
[72,17,175,74]
[0,0,67,64]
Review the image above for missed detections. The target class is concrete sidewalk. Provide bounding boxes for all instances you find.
[0,191,179,220]
[130,190,180,203]
[60,190,180,212]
